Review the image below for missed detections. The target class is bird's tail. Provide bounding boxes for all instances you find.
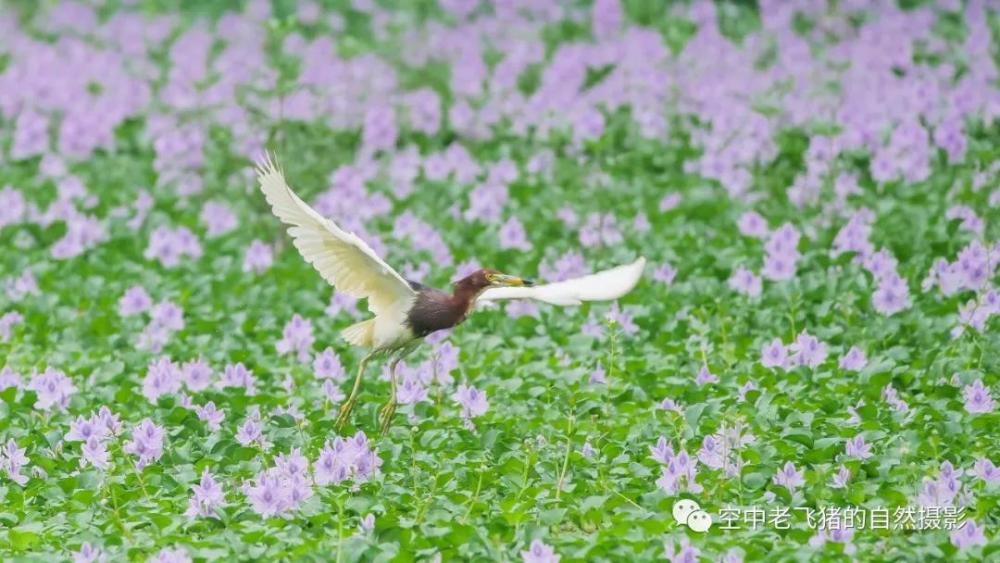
[341,319,375,348]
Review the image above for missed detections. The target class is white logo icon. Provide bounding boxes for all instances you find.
[672,499,712,532]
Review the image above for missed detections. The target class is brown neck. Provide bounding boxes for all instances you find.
[450,281,486,316]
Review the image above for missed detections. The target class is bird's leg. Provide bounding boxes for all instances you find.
[378,357,402,435]
[336,351,375,430]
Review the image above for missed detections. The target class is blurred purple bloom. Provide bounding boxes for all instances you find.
[773,462,805,492]
[453,384,488,419]
[119,285,152,317]
[963,379,995,414]
[951,521,987,550]
[845,435,872,460]
[839,347,867,372]
[28,367,76,411]
[276,314,315,363]
[0,439,29,486]
[185,469,225,519]
[242,240,274,274]
[195,401,225,432]
[123,418,165,470]
[522,539,559,563]
[760,338,787,370]
[729,267,761,297]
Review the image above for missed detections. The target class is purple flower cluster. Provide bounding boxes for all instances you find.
[313,431,382,487]
[276,315,315,363]
[67,407,123,470]
[123,418,166,470]
[453,384,489,429]
[760,331,828,371]
[0,439,30,486]
[144,226,203,269]
[28,367,77,411]
[651,437,702,495]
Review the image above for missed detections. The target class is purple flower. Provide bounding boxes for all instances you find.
[950,521,987,550]
[659,193,681,212]
[5,271,39,301]
[655,448,702,494]
[313,348,346,381]
[592,0,621,40]
[144,226,202,268]
[581,442,597,459]
[578,213,622,248]
[653,263,677,285]
[28,367,76,411]
[972,459,1000,485]
[830,466,851,489]
[695,366,718,386]
[963,379,995,414]
[218,363,257,395]
[650,436,674,465]
[276,315,315,363]
[772,462,805,492]
[760,338,787,369]
[142,357,183,402]
[396,373,429,405]
[73,542,106,563]
[185,469,225,519]
[789,331,828,368]
[698,435,724,470]
[181,360,213,391]
[839,347,867,372]
[729,267,762,297]
[236,414,269,449]
[200,202,237,238]
[326,292,361,319]
[872,274,911,316]
[313,432,382,486]
[506,300,540,319]
[81,436,110,470]
[521,539,559,563]
[0,367,22,391]
[498,217,533,251]
[118,285,152,317]
[195,401,225,432]
[123,418,166,470]
[663,537,700,563]
[0,439,29,485]
[844,435,872,460]
[453,384,489,419]
[738,211,769,239]
[242,240,274,274]
[66,414,108,443]
[882,385,910,413]
[359,513,376,533]
[150,301,185,331]
[0,312,24,343]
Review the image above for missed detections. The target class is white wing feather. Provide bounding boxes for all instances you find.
[477,257,646,307]
[256,154,415,316]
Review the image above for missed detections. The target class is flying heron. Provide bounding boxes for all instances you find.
[256,155,646,433]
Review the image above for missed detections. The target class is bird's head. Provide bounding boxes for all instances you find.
[456,269,535,291]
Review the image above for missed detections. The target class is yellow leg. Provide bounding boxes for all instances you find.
[378,358,402,435]
[336,351,375,431]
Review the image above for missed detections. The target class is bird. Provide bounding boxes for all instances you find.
[255,154,646,433]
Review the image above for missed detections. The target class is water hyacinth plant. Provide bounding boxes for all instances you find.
[1,0,1000,560]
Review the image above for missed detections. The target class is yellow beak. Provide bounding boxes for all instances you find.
[493,274,534,287]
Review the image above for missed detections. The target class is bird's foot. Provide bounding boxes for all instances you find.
[377,400,397,435]
[335,397,357,431]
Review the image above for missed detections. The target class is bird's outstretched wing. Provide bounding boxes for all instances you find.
[256,154,415,316]
[477,257,646,307]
